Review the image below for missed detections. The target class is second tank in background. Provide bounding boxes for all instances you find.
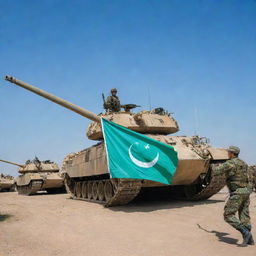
[0,173,15,192]
[0,158,65,195]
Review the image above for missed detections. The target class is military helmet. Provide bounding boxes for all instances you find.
[111,88,117,92]
[227,146,240,154]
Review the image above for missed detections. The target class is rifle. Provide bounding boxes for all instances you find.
[102,93,108,110]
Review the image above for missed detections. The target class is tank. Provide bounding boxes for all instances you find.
[0,158,65,195]
[4,75,229,206]
[0,173,15,192]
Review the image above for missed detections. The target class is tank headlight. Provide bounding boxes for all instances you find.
[203,149,210,157]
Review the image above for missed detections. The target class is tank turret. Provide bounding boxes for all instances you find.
[5,76,179,140]
[0,158,58,173]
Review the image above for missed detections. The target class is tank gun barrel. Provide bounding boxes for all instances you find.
[0,159,24,167]
[4,76,101,123]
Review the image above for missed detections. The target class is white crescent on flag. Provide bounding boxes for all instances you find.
[128,143,159,168]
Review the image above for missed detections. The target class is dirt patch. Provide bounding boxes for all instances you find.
[0,191,255,256]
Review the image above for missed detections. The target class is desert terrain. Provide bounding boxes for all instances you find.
[0,190,255,256]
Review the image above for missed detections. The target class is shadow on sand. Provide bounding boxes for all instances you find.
[0,214,13,222]
[26,189,67,196]
[109,191,224,213]
[197,224,239,245]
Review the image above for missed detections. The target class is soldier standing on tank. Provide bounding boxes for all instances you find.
[104,88,121,112]
[214,146,254,245]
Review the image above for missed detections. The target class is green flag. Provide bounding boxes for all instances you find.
[101,118,178,185]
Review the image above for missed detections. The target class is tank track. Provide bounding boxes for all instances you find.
[16,180,43,195]
[65,162,226,206]
[184,162,226,200]
[65,177,142,207]
[0,185,15,192]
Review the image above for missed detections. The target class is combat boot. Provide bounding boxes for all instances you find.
[248,235,255,245]
[247,227,255,245]
[238,226,252,245]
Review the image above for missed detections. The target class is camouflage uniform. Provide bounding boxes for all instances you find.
[249,165,256,192]
[215,157,252,231]
[104,95,121,112]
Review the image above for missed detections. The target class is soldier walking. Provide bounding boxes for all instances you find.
[214,146,254,245]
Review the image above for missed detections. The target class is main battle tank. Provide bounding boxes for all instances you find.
[0,173,15,192]
[0,158,65,195]
[4,76,229,206]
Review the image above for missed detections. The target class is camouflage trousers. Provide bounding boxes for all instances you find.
[224,193,251,230]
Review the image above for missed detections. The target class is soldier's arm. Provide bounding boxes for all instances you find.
[214,161,234,175]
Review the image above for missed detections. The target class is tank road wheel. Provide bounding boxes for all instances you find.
[111,179,119,191]
[22,186,27,194]
[75,182,82,198]
[104,180,115,202]
[81,182,87,199]
[97,181,105,201]
[92,181,98,200]
[64,175,75,197]
[22,186,26,194]
[23,182,33,196]
[87,182,93,200]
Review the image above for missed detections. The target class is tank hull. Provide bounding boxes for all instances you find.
[63,135,229,206]
[16,172,65,195]
[0,179,15,192]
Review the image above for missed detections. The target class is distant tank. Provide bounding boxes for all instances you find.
[0,173,15,192]
[4,76,229,206]
[0,158,65,195]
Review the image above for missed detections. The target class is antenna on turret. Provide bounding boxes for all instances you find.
[194,106,199,135]
[147,86,152,111]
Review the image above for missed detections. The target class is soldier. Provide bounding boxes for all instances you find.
[104,88,121,112]
[214,146,254,245]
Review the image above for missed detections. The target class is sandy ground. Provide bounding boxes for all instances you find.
[0,190,255,256]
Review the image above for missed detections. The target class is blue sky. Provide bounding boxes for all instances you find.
[0,0,256,175]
